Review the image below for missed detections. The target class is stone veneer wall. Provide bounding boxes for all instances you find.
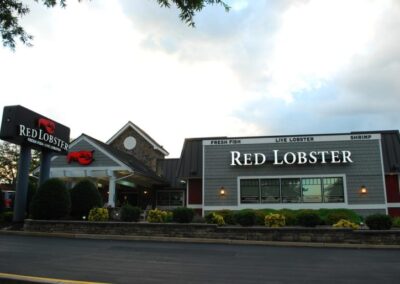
[110,127,165,172]
[24,220,400,245]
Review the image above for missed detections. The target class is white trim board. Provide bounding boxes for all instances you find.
[203,133,381,146]
[203,204,387,211]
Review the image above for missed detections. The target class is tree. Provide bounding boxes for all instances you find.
[0,141,40,188]
[0,0,229,50]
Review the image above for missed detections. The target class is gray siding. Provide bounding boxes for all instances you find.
[203,139,385,207]
[51,139,119,168]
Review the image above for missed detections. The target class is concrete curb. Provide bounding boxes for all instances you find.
[1,230,400,249]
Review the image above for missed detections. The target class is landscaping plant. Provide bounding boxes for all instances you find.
[332,219,360,229]
[392,217,400,228]
[365,214,392,230]
[234,209,256,227]
[296,210,322,227]
[215,209,236,225]
[147,208,172,223]
[205,212,225,226]
[172,207,195,223]
[120,204,141,222]
[70,179,102,219]
[88,208,109,221]
[265,213,286,228]
[30,178,71,220]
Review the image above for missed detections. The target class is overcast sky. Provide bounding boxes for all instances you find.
[1,0,399,157]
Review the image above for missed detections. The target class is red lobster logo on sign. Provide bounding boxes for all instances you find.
[67,150,95,166]
[38,118,55,134]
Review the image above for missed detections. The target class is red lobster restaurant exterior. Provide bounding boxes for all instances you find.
[47,122,400,217]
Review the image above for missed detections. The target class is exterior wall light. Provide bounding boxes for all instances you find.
[144,190,148,195]
[219,186,226,197]
[359,185,368,195]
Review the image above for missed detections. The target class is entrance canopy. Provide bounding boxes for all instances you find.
[43,134,168,207]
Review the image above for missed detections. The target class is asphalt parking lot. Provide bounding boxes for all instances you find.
[0,234,399,284]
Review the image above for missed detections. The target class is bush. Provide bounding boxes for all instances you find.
[332,219,360,229]
[88,208,109,221]
[297,210,321,227]
[278,209,298,226]
[319,209,362,225]
[30,178,70,220]
[121,204,141,222]
[147,208,172,223]
[365,214,392,230]
[70,179,102,219]
[234,209,256,226]
[392,217,400,228]
[2,211,13,223]
[205,212,225,226]
[265,213,286,228]
[215,210,236,225]
[172,207,195,223]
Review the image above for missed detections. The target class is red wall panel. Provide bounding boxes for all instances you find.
[385,175,400,203]
[188,179,202,205]
[388,208,400,217]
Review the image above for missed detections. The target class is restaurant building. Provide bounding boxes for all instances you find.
[48,123,400,217]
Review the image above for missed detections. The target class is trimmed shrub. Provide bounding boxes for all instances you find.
[332,219,360,229]
[205,212,225,226]
[2,211,13,223]
[215,210,236,225]
[234,209,256,227]
[297,210,321,227]
[30,178,70,220]
[172,207,195,223]
[392,217,400,228]
[70,179,102,219]
[278,209,298,226]
[121,204,141,222]
[319,209,362,225]
[88,208,109,221]
[365,214,392,230]
[265,213,286,228]
[147,209,172,223]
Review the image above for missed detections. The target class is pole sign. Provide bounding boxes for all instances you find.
[0,105,70,154]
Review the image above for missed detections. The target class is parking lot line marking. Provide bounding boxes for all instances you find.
[0,272,110,284]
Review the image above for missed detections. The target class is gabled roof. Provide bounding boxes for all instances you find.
[106,121,169,156]
[84,134,168,183]
[48,133,168,184]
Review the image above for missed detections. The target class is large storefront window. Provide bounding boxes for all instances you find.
[240,179,260,203]
[302,178,322,203]
[240,177,344,204]
[156,191,184,207]
[323,177,344,203]
[281,178,301,203]
[261,179,280,203]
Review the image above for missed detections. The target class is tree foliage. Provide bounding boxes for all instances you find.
[1,0,229,50]
[0,141,40,187]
